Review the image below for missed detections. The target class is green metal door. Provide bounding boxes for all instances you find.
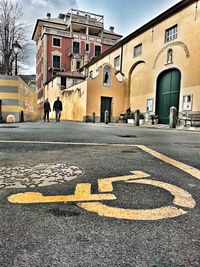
[156,69,181,124]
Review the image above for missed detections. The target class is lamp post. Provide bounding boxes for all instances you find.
[13,41,22,76]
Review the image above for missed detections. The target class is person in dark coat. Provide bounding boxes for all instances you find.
[53,96,63,122]
[43,98,51,122]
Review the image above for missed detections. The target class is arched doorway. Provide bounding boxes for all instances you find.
[156,69,181,124]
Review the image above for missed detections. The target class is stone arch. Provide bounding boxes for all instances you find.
[156,68,181,124]
[153,41,190,69]
[124,61,146,109]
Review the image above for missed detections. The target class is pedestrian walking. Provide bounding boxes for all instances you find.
[53,96,63,122]
[43,98,51,122]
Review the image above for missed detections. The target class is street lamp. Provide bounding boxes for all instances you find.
[13,41,22,76]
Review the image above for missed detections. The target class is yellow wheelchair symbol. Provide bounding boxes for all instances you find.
[8,171,196,221]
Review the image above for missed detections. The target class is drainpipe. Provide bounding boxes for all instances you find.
[120,45,123,74]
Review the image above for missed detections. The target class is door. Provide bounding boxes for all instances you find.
[156,69,181,124]
[100,97,112,122]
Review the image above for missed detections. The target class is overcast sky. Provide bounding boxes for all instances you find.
[15,0,180,74]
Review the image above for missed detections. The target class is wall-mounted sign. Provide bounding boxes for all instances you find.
[147,98,154,112]
[183,94,192,111]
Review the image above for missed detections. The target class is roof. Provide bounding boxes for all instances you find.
[81,0,196,70]
[103,29,123,38]
[44,71,85,85]
[19,75,36,85]
[32,17,122,40]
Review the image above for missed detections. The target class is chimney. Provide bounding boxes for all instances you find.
[46,13,51,19]
[109,26,114,33]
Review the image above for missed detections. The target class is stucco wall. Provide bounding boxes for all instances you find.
[61,81,87,121]
[86,65,125,122]
[86,2,200,116]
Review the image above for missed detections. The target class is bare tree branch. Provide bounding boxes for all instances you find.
[0,0,30,75]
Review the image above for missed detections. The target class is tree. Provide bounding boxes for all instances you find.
[0,0,30,75]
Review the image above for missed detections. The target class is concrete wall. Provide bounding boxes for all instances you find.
[0,75,39,122]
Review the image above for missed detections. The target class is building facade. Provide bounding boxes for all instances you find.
[43,0,200,125]
[32,9,122,115]
[0,75,39,122]
[82,0,200,124]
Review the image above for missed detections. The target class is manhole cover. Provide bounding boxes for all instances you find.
[0,164,84,188]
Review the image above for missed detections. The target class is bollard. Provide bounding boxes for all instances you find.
[92,112,96,123]
[105,110,109,124]
[134,109,140,126]
[169,106,177,128]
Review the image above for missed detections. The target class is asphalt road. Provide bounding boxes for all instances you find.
[0,121,199,267]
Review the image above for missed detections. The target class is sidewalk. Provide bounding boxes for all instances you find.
[110,122,200,132]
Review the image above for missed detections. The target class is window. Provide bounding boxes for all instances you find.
[53,55,60,68]
[165,25,177,42]
[53,38,61,47]
[103,65,111,86]
[86,43,90,52]
[61,77,66,89]
[73,42,80,54]
[95,45,101,57]
[167,49,173,64]
[114,56,120,68]
[72,79,77,85]
[89,70,93,78]
[134,44,142,57]
[76,61,81,70]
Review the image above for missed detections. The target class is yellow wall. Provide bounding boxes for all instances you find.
[45,65,125,122]
[86,2,200,116]
[0,75,39,122]
[86,65,125,121]
[62,81,87,121]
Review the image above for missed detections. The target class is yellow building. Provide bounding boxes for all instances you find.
[0,75,39,122]
[45,0,200,124]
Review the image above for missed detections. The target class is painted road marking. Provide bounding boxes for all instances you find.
[8,171,196,221]
[138,145,200,181]
[0,141,199,181]
[98,171,150,192]
[8,183,116,204]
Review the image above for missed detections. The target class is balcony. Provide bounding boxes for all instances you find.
[44,27,71,38]
[68,9,104,28]
[47,61,67,72]
[102,38,118,46]
[67,47,96,60]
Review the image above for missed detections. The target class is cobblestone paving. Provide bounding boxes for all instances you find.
[0,164,84,188]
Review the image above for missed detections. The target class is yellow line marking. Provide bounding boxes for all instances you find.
[78,203,187,221]
[8,183,116,204]
[127,179,196,208]
[138,145,200,180]
[78,177,195,220]
[7,144,199,221]
[98,171,150,192]
[74,183,91,196]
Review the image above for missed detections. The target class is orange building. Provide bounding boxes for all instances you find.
[32,9,122,116]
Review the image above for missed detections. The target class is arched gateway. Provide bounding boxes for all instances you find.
[156,69,181,124]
